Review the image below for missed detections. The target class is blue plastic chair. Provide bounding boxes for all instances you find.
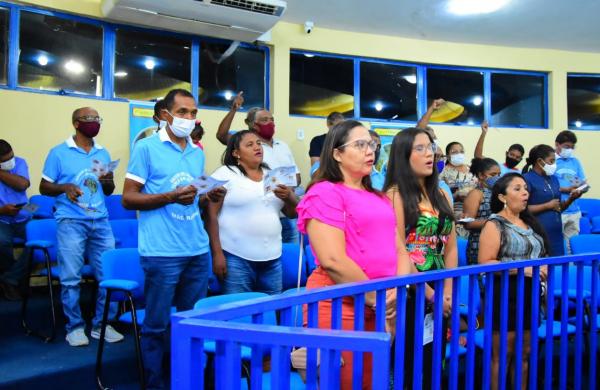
[304,243,317,276]
[457,237,468,266]
[579,217,592,235]
[22,219,94,342]
[570,234,600,255]
[110,219,138,249]
[28,194,55,219]
[96,248,145,390]
[579,198,600,219]
[194,292,277,360]
[591,216,600,234]
[281,243,307,291]
[105,194,137,220]
[240,372,306,390]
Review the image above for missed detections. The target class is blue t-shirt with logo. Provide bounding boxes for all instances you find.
[0,156,31,224]
[126,129,209,257]
[556,155,586,214]
[42,138,110,220]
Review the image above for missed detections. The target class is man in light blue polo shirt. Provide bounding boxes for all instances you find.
[40,107,123,347]
[123,89,225,389]
[0,140,31,301]
[555,130,587,253]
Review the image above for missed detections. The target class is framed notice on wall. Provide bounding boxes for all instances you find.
[370,123,405,174]
[129,102,157,150]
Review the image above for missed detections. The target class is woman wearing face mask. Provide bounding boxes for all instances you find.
[439,142,478,237]
[522,144,583,256]
[462,158,501,265]
[206,130,298,295]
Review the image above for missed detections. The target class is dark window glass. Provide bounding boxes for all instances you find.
[290,53,354,117]
[426,68,484,124]
[491,73,545,127]
[199,43,265,109]
[0,8,8,84]
[360,61,417,121]
[567,75,600,130]
[115,29,191,100]
[18,11,102,95]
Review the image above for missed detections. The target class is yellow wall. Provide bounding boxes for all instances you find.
[3,1,600,197]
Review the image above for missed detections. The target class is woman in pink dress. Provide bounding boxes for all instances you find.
[297,120,410,389]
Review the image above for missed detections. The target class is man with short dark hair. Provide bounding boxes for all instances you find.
[40,107,122,346]
[309,111,345,166]
[555,130,587,252]
[123,89,225,389]
[0,140,30,300]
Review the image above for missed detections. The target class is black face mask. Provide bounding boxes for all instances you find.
[505,156,521,169]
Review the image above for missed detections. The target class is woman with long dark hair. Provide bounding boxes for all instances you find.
[463,157,501,264]
[297,120,410,389]
[206,130,298,295]
[383,127,458,389]
[521,144,583,256]
[478,172,549,390]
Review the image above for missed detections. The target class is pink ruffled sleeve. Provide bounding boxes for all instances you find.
[296,181,345,234]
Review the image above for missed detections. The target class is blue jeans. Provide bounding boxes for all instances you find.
[56,218,116,332]
[0,220,28,286]
[280,217,299,244]
[140,254,209,390]
[222,251,282,295]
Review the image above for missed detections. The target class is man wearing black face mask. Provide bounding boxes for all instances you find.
[474,120,525,176]
[40,107,123,347]
[368,130,385,190]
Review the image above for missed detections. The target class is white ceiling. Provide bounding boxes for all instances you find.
[282,0,600,53]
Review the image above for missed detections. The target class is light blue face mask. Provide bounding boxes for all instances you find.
[485,175,500,188]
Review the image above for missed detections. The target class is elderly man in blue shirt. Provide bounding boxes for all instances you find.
[0,140,30,301]
[40,107,123,347]
[123,89,225,389]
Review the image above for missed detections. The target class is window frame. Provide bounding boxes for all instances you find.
[290,49,549,129]
[0,1,270,111]
[566,72,600,131]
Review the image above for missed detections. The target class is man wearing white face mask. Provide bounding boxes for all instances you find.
[0,140,30,301]
[123,89,226,389]
[554,130,587,253]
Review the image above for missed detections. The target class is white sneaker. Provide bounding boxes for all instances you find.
[66,328,89,347]
[91,325,124,343]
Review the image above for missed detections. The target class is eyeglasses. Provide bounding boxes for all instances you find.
[76,115,103,124]
[413,143,437,155]
[338,139,379,152]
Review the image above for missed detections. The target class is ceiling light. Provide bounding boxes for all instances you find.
[403,75,417,84]
[374,102,384,112]
[472,96,483,106]
[447,0,510,15]
[224,90,234,101]
[304,53,315,58]
[64,60,84,74]
[575,120,582,128]
[467,119,475,125]
[37,55,49,66]
[114,71,128,77]
[144,59,156,70]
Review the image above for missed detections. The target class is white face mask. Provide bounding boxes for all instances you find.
[158,120,167,129]
[0,157,15,171]
[166,111,195,138]
[450,153,465,166]
[541,161,557,176]
[559,147,574,159]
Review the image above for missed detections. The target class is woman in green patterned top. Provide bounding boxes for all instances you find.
[384,128,457,390]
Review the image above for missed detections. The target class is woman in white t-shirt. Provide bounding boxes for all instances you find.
[206,130,298,295]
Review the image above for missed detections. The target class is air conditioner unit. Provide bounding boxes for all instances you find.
[101,0,287,42]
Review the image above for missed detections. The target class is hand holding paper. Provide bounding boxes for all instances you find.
[190,175,229,195]
[264,166,297,193]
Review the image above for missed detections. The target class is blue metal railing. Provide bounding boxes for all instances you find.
[171,254,600,390]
